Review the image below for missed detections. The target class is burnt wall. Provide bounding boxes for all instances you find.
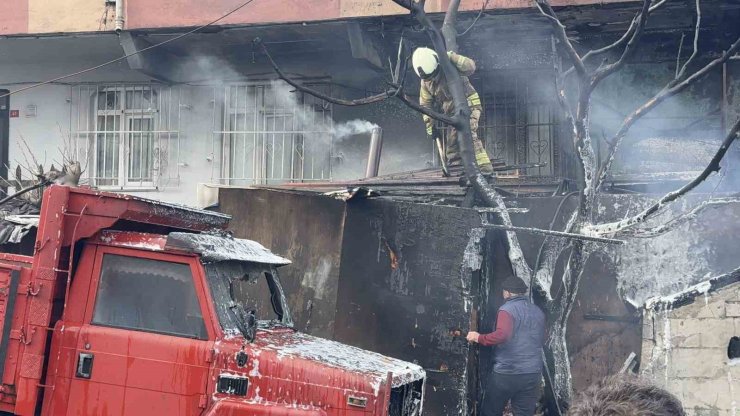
[218,188,347,338]
[218,188,490,415]
[334,199,484,415]
[498,192,740,393]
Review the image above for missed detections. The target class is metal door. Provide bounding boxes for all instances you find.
[64,247,215,415]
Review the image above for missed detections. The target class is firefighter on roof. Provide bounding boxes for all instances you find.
[413,47,494,174]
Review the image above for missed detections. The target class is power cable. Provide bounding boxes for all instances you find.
[0,0,258,99]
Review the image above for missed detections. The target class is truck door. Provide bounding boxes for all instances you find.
[66,247,215,415]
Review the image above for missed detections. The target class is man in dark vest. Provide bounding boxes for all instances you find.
[466,276,546,416]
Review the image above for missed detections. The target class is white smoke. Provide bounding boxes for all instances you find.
[331,119,379,141]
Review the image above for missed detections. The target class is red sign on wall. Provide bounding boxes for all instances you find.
[9,110,19,118]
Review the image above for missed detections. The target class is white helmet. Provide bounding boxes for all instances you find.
[412,47,440,80]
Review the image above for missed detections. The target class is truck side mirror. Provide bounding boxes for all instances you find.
[244,308,257,343]
[228,303,258,343]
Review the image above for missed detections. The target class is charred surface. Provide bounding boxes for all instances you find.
[218,188,346,339]
[335,199,483,415]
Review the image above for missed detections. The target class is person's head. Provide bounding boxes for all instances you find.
[568,375,686,416]
[412,47,440,80]
[501,276,527,299]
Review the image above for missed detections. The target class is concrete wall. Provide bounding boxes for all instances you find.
[0,38,430,206]
[1,81,428,205]
[641,284,740,416]
[2,81,221,205]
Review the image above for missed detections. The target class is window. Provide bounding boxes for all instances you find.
[94,87,158,187]
[479,73,559,177]
[214,82,333,186]
[203,261,292,336]
[70,84,182,190]
[92,254,207,339]
[436,70,564,178]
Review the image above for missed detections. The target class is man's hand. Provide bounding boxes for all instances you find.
[427,126,441,141]
[466,331,480,343]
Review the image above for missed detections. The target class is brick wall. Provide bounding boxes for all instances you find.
[641,283,740,416]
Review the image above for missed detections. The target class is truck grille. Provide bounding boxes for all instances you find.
[389,380,423,416]
[217,375,249,396]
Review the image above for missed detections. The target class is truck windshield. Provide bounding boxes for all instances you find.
[203,261,293,336]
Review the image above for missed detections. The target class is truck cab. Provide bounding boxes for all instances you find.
[0,186,424,415]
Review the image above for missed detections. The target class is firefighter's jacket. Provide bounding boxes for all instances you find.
[419,51,482,135]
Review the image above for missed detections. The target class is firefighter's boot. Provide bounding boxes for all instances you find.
[476,150,494,175]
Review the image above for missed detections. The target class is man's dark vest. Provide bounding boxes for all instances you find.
[494,296,545,375]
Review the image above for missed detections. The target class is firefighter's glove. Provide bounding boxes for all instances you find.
[427,126,441,141]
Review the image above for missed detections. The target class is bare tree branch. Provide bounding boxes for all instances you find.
[590,0,651,88]
[551,37,576,130]
[395,0,533,283]
[441,0,461,52]
[675,32,686,78]
[483,223,623,245]
[0,181,49,206]
[458,0,490,37]
[588,116,740,235]
[259,41,397,106]
[259,39,458,126]
[562,0,670,78]
[628,197,740,238]
[595,35,740,191]
[535,0,587,79]
[675,0,701,80]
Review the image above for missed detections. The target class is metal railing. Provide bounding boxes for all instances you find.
[210,82,333,186]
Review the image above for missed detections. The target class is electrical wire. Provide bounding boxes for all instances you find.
[458,0,490,37]
[0,0,258,99]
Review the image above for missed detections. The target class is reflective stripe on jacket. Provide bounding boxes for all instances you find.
[420,51,481,135]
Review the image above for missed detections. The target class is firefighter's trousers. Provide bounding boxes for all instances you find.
[446,108,493,174]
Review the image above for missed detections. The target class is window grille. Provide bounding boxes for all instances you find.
[211,82,333,185]
[479,73,559,177]
[70,84,182,190]
[436,72,561,177]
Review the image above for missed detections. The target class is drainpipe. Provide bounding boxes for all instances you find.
[364,126,383,178]
[0,91,8,190]
[115,0,125,33]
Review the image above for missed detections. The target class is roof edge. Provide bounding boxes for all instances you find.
[644,267,740,310]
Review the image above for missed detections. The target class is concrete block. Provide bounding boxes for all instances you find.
[691,408,722,416]
[672,332,702,348]
[727,301,740,318]
[643,316,655,340]
[671,302,704,319]
[679,378,733,412]
[670,318,703,339]
[670,348,727,378]
[694,301,726,319]
[667,318,733,348]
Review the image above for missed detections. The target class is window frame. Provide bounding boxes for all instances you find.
[92,86,159,191]
[84,246,217,341]
[216,81,333,186]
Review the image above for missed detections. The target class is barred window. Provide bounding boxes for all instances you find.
[213,82,333,186]
[71,84,182,190]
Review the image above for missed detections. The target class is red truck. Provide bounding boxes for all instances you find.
[0,185,425,415]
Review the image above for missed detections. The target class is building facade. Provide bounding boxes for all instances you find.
[5,0,734,206]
